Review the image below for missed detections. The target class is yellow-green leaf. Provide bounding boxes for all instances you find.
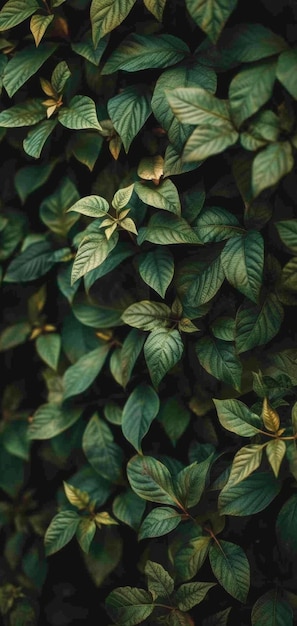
[266,439,286,477]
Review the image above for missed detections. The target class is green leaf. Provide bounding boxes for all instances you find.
[209,540,249,602]
[182,255,225,307]
[110,328,145,388]
[71,232,119,284]
[276,49,297,100]
[51,61,71,94]
[73,293,126,328]
[30,13,54,47]
[158,397,191,446]
[127,455,178,505]
[67,194,109,218]
[174,536,211,582]
[168,610,195,625]
[221,231,264,303]
[68,131,103,171]
[138,212,200,245]
[108,85,152,152]
[145,560,174,600]
[122,384,159,453]
[211,317,235,341]
[36,333,61,370]
[112,489,146,530]
[15,160,56,203]
[252,142,294,198]
[218,472,281,516]
[4,241,69,283]
[76,518,96,553]
[63,344,111,400]
[174,456,213,508]
[90,0,136,47]
[164,144,199,177]
[174,582,215,611]
[266,439,286,477]
[0,322,31,351]
[144,328,184,388]
[183,123,238,161]
[122,300,171,331]
[144,0,166,20]
[72,33,109,66]
[102,33,189,74]
[186,0,237,42]
[139,507,181,540]
[252,589,293,626]
[275,220,297,253]
[82,413,124,483]
[3,43,56,97]
[229,61,276,128]
[28,403,81,440]
[194,207,244,243]
[105,587,154,626]
[40,176,80,237]
[104,401,122,425]
[23,119,57,158]
[227,445,264,486]
[213,398,263,437]
[0,99,46,128]
[166,87,231,127]
[138,247,174,298]
[135,180,181,215]
[195,336,242,391]
[276,494,297,556]
[0,0,38,30]
[59,95,102,131]
[202,608,231,626]
[44,511,80,556]
[235,293,284,354]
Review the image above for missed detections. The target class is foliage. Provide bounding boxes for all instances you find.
[0,0,297,624]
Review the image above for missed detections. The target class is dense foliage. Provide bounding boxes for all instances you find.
[1,0,297,624]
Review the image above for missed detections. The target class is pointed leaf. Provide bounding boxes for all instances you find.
[122,384,159,453]
[209,540,249,602]
[112,184,135,211]
[122,300,171,331]
[108,85,152,152]
[166,87,231,127]
[252,589,293,626]
[229,61,276,127]
[174,537,211,582]
[3,43,56,97]
[227,445,264,486]
[39,176,80,237]
[4,241,69,283]
[105,587,154,626]
[183,123,238,161]
[219,472,281,516]
[139,507,182,540]
[72,33,109,66]
[0,0,39,31]
[213,398,263,437]
[138,247,174,298]
[185,0,237,42]
[90,0,136,47]
[112,489,146,530]
[63,344,111,400]
[221,231,264,303]
[23,119,57,158]
[59,95,102,131]
[144,328,184,387]
[235,293,284,354]
[102,33,189,73]
[45,511,80,556]
[127,455,178,505]
[182,255,225,307]
[262,397,280,432]
[134,180,181,215]
[195,336,242,391]
[36,333,61,370]
[252,141,294,198]
[30,13,54,47]
[82,413,124,483]
[51,61,71,94]
[194,207,244,243]
[275,220,297,254]
[266,440,286,477]
[138,212,200,245]
[112,328,145,388]
[76,518,96,553]
[71,232,119,284]
[174,582,215,611]
[28,404,81,440]
[276,494,297,556]
[63,481,90,510]
[145,560,174,599]
[0,99,46,128]
[67,194,109,218]
[174,456,213,508]
[276,49,297,100]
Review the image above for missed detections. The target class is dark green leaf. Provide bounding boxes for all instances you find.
[229,61,276,128]
[194,207,244,243]
[105,587,154,626]
[0,99,46,128]
[127,454,178,505]
[71,232,119,283]
[276,49,297,99]
[221,231,264,303]
[122,300,171,331]
[275,220,297,254]
[28,403,81,439]
[235,293,284,354]
[276,494,297,556]
[138,212,200,245]
[3,44,57,97]
[138,247,174,298]
[40,176,80,237]
[196,336,242,390]
[44,511,80,556]
[144,328,184,387]
[139,507,181,540]
[252,142,294,198]
[122,384,159,453]
[90,0,136,47]
[108,85,152,152]
[174,581,215,611]
[14,160,56,203]
[36,333,61,370]
[102,34,189,74]
[186,0,238,42]
[23,119,57,158]
[59,95,102,131]
[174,456,213,508]
[213,398,263,437]
[183,123,238,162]
[145,560,174,599]
[4,241,69,283]
[112,489,146,530]
[252,589,293,626]
[0,0,39,31]
[82,413,124,482]
[63,344,111,400]
[134,179,181,215]
[219,472,281,515]
[209,540,249,602]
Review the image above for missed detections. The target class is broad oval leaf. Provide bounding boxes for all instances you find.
[276,49,297,100]
[67,194,109,218]
[174,582,216,611]
[275,219,297,254]
[219,472,281,516]
[235,293,284,354]
[166,86,231,127]
[122,384,160,453]
[36,333,61,370]
[108,85,152,153]
[144,328,184,388]
[105,587,154,626]
[59,95,102,131]
[102,33,189,74]
[138,212,200,246]
[266,440,286,478]
[145,560,175,600]
[174,536,211,582]
[3,43,56,97]
[0,0,39,31]
[23,119,57,158]
[39,176,80,238]
[195,336,242,391]
[28,403,81,440]
[82,413,124,483]
[185,0,238,43]
[127,455,178,505]
[44,510,80,556]
[227,445,264,487]
[276,494,297,556]
[174,456,213,509]
[134,180,181,215]
[182,255,225,307]
[90,0,136,47]
[213,398,263,437]
[138,247,174,298]
[71,232,119,284]
[251,589,293,626]
[194,206,244,243]
[139,507,181,540]
[221,231,264,303]
[63,344,111,400]
[4,241,69,283]
[209,540,249,602]
[0,99,46,128]
[122,300,171,331]
[183,123,238,162]
[252,141,294,198]
[229,61,276,128]
[112,489,146,531]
